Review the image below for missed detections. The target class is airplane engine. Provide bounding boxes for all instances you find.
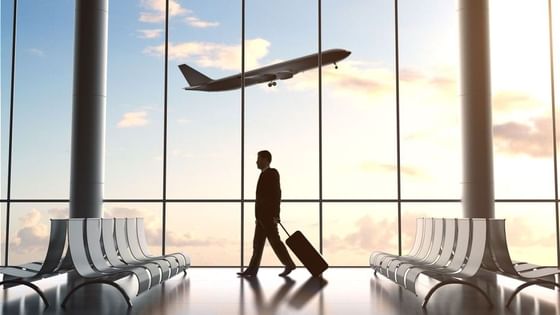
[276,71,294,80]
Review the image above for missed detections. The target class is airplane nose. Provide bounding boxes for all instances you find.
[344,50,351,57]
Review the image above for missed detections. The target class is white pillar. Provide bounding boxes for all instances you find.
[459,0,495,218]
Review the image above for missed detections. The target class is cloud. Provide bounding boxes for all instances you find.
[27,48,45,57]
[399,68,423,82]
[137,29,163,39]
[138,0,220,31]
[289,62,457,104]
[9,209,49,254]
[166,231,231,247]
[324,216,397,253]
[288,60,394,98]
[11,226,49,253]
[7,207,69,256]
[105,206,162,246]
[105,206,146,218]
[360,162,425,178]
[48,207,69,219]
[19,208,42,227]
[185,16,219,28]
[144,38,270,71]
[503,216,556,247]
[493,116,553,158]
[104,206,231,248]
[139,0,188,23]
[493,91,542,112]
[117,111,149,128]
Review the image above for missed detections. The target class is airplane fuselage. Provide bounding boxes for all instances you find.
[183,49,351,92]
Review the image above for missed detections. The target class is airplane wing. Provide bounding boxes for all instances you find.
[244,73,277,84]
[243,71,293,85]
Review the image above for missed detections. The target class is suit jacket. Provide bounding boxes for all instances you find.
[255,168,281,221]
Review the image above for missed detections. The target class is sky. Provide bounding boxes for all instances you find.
[1,0,559,266]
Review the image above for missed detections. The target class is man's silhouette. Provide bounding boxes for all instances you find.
[238,150,296,277]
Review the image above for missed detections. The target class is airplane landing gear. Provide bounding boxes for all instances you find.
[334,62,338,69]
[267,81,277,87]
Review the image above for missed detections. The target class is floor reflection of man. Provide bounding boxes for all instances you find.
[243,276,295,315]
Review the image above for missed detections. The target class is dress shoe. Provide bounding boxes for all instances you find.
[237,271,256,277]
[278,265,296,277]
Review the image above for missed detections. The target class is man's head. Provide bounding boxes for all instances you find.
[257,150,272,170]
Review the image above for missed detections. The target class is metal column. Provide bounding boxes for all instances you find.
[459,0,495,218]
[69,0,108,218]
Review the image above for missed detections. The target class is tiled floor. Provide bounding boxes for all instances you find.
[1,268,559,315]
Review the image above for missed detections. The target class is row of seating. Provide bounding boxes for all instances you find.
[483,219,560,306]
[0,217,190,308]
[370,218,560,309]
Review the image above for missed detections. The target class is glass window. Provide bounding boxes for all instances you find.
[490,0,555,198]
[243,202,319,267]
[166,203,240,266]
[7,203,68,265]
[554,0,560,198]
[1,0,14,200]
[322,0,397,199]
[166,0,241,199]
[399,0,462,199]
[244,0,319,199]
[104,0,165,198]
[495,202,557,266]
[1,203,6,264]
[103,202,163,256]
[323,203,398,266]
[3,0,560,269]
[10,1,74,199]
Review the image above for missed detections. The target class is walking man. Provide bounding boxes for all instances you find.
[237,150,296,277]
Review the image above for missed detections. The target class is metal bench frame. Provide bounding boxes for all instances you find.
[0,219,70,307]
[483,219,560,307]
[371,218,493,309]
[62,217,189,308]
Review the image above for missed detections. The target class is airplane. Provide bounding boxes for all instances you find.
[178,48,351,92]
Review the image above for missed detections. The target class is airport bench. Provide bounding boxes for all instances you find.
[370,217,492,309]
[62,217,190,308]
[482,219,560,307]
[0,216,190,308]
[0,219,71,307]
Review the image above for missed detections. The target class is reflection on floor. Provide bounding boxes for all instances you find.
[1,268,559,315]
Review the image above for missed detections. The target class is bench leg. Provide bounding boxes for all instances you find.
[506,280,560,308]
[61,280,133,308]
[422,279,493,309]
[0,279,49,307]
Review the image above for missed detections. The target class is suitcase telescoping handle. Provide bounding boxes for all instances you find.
[278,221,291,237]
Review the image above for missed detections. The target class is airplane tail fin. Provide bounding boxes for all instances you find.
[178,64,213,87]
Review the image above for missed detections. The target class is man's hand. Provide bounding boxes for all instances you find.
[273,217,280,224]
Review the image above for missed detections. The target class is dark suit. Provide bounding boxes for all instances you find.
[246,168,295,273]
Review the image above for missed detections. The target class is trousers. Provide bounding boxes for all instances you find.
[246,219,295,272]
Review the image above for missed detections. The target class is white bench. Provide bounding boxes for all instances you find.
[61,217,190,308]
[483,218,560,307]
[0,219,70,307]
[370,218,492,309]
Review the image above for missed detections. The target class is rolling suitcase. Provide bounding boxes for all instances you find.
[279,222,328,277]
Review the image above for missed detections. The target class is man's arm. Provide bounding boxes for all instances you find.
[258,169,282,220]
[269,169,281,218]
